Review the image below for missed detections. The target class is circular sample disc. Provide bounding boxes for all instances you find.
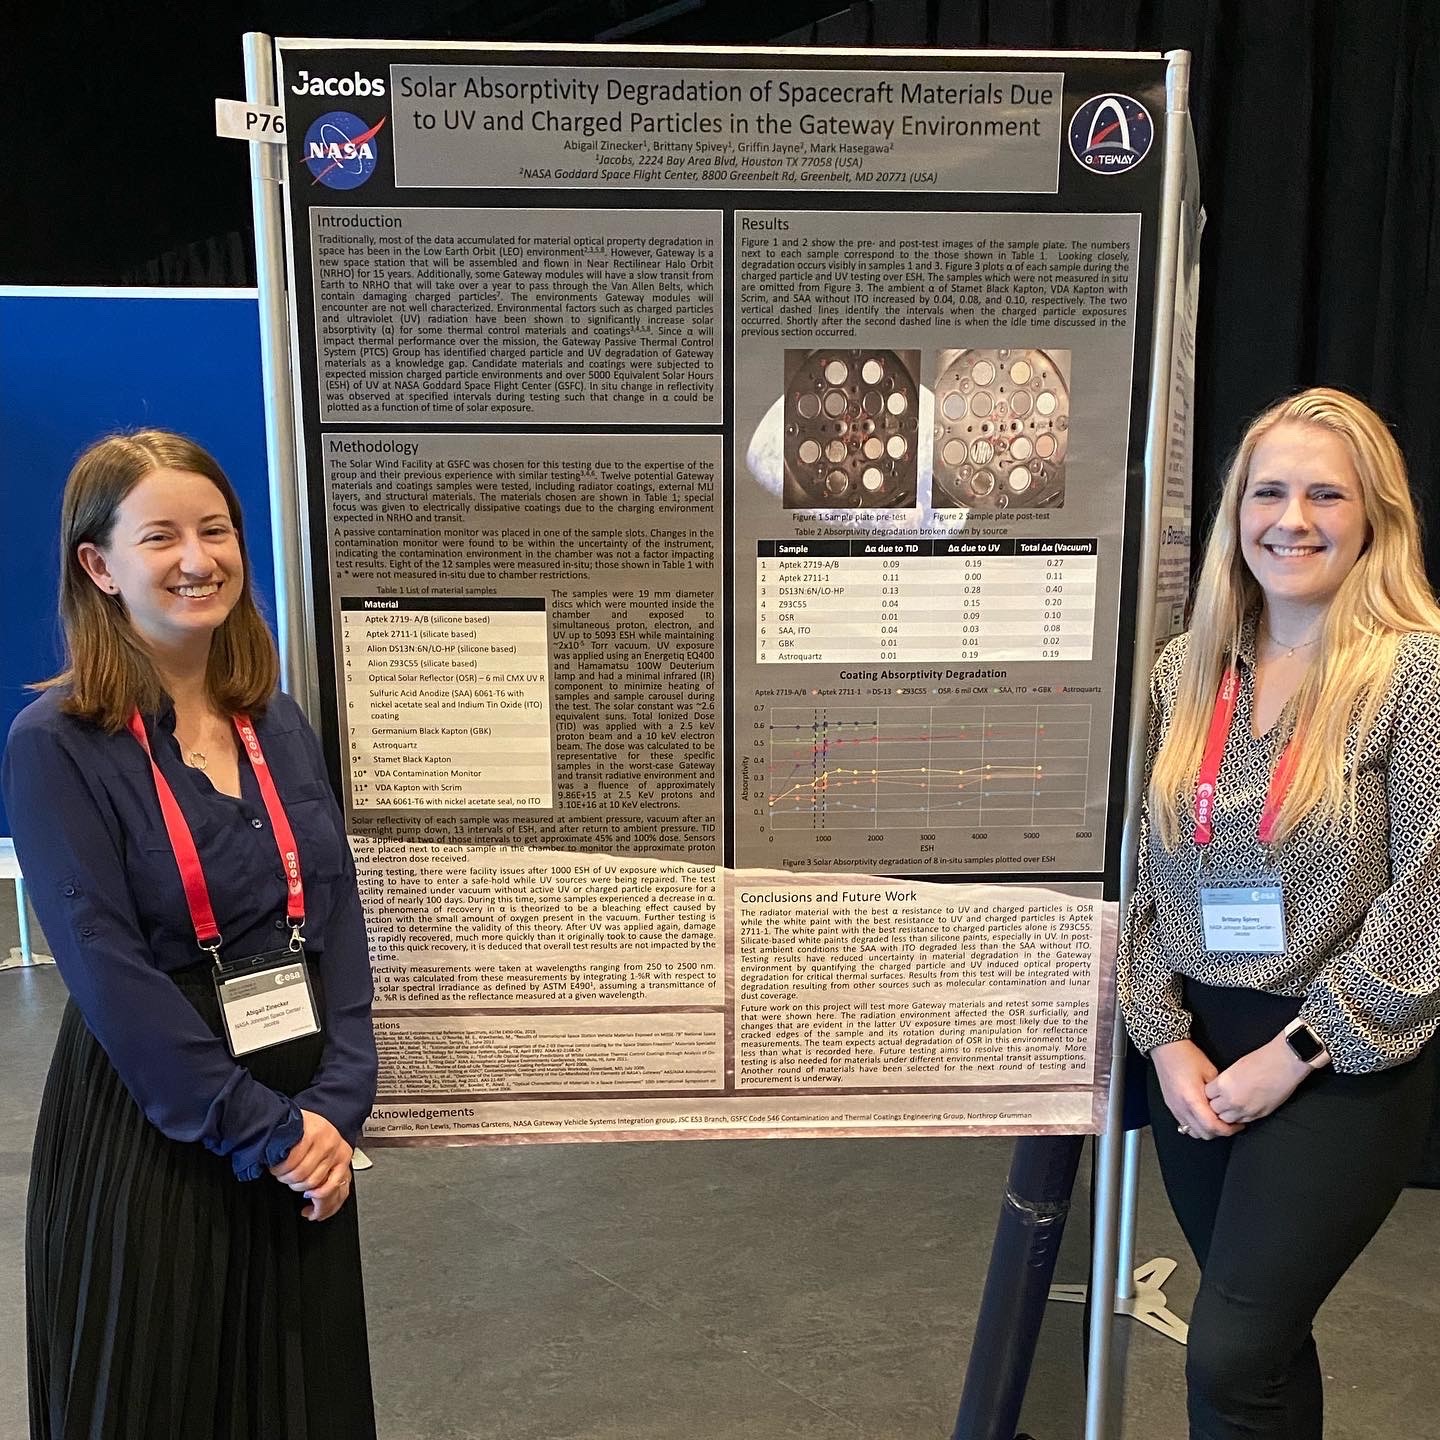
[784,348,920,507]
[931,346,1069,509]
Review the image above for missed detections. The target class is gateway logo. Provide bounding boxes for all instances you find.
[303,111,387,189]
[1068,93,1155,175]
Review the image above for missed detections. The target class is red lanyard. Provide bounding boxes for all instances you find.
[1193,667,1299,848]
[126,711,306,957]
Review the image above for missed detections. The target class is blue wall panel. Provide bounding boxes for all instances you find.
[0,290,271,833]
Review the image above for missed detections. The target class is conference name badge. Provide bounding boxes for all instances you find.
[1199,884,1287,955]
[214,951,321,1057]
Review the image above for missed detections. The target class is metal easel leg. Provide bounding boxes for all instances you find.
[952,1136,1085,1440]
[3,873,55,971]
[1048,1127,1188,1346]
[1114,1129,1188,1343]
[1081,1017,1127,1440]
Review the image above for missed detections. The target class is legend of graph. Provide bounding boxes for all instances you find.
[748,702,1102,875]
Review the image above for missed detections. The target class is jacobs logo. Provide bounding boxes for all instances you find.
[291,70,386,97]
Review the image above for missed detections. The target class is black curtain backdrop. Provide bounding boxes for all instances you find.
[760,0,1440,566]
[7,0,1434,559]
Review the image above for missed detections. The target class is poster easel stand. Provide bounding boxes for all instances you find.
[242,32,1198,1440]
[955,48,1194,1440]
[1,844,51,970]
[1082,51,1193,1438]
[243,32,318,723]
[1048,1129,1189,1345]
[953,1135,1086,1440]
[243,32,374,1176]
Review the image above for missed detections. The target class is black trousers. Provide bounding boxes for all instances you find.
[1147,981,1436,1440]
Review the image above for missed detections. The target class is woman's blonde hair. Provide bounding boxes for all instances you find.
[36,429,278,730]
[1149,387,1440,849]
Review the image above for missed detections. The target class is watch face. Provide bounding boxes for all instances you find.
[1287,1024,1325,1063]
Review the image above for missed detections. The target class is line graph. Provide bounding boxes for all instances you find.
[767,704,1093,830]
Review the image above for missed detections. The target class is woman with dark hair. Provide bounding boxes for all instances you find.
[4,430,378,1439]
[1120,388,1440,1437]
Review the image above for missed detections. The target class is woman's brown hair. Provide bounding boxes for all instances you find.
[37,430,279,729]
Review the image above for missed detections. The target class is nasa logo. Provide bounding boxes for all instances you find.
[1068,93,1154,175]
[303,110,387,190]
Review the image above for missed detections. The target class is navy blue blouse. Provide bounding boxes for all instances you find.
[3,688,377,1180]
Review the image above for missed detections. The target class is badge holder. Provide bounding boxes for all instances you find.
[1196,847,1288,955]
[128,709,323,1059]
[1191,668,1295,957]
[208,924,321,1059]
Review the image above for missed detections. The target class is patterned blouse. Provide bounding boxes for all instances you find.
[1119,619,1440,1073]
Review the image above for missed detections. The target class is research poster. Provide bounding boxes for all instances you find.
[275,42,1180,1143]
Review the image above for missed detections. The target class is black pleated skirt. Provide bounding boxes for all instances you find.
[26,965,376,1440]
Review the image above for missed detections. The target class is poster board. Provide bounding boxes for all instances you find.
[265,41,1184,1144]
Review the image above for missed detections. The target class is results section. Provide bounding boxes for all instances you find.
[732,208,1142,876]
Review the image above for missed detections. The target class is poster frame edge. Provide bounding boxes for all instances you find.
[244,31,321,722]
[270,37,1167,61]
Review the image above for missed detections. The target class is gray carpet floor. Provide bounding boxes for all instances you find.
[2,889,1436,1439]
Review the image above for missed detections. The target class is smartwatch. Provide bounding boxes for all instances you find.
[1283,1017,1331,1069]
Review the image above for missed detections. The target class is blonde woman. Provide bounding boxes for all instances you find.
[3,431,377,1439]
[1120,388,1440,1438]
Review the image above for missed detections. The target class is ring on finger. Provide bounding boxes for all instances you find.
[1177,1122,1193,1137]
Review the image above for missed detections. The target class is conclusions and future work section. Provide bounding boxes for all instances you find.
[325,432,723,862]
[357,847,1114,1142]
[733,209,1142,878]
[310,207,721,424]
